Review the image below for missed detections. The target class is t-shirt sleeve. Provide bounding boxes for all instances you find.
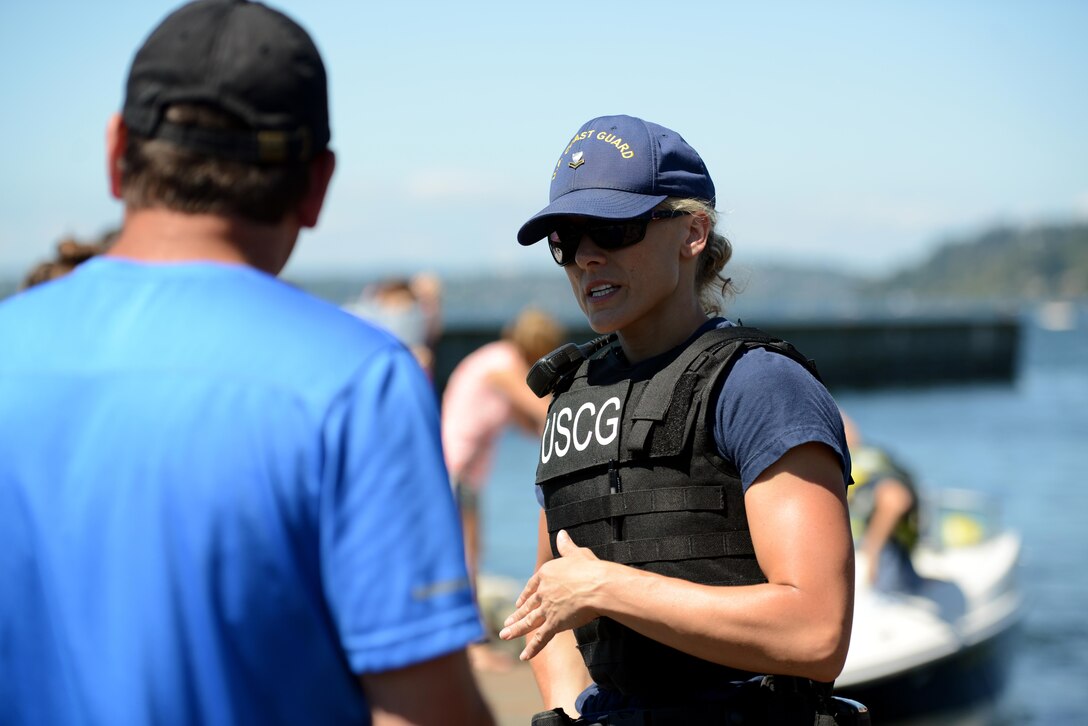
[320,344,483,674]
[713,347,850,491]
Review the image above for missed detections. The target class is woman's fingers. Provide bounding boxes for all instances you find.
[519,625,555,661]
[503,592,539,628]
[500,607,539,641]
[513,572,540,608]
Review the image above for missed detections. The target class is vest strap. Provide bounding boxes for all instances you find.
[590,530,755,565]
[546,486,726,533]
[625,327,794,456]
[625,341,722,455]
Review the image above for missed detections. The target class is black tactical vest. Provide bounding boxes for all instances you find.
[536,326,822,697]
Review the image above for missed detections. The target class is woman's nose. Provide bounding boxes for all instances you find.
[574,234,606,267]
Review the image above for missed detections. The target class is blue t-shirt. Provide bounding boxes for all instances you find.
[708,321,850,490]
[0,258,482,725]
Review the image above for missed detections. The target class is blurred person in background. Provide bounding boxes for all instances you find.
[344,273,442,377]
[441,307,565,671]
[0,1,492,724]
[842,413,921,593]
[20,231,117,290]
[499,115,863,724]
[410,271,444,361]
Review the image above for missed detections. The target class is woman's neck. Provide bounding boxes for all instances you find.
[616,304,709,363]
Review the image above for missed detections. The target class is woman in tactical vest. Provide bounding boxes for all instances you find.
[499,115,864,725]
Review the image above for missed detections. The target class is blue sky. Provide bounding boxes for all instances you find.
[1,0,1085,279]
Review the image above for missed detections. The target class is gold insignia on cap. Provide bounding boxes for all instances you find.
[568,151,585,169]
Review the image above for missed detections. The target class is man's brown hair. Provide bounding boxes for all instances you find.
[120,104,311,224]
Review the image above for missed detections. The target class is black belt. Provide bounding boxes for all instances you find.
[531,704,732,726]
[586,703,736,725]
[531,676,870,726]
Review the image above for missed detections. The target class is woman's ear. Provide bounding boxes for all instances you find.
[680,211,711,259]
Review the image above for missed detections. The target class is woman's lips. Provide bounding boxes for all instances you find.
[586,283,619,300]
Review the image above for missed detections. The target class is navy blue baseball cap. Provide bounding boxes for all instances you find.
[517,114,715,245]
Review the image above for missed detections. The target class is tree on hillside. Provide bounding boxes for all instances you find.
[870,222,1088,300]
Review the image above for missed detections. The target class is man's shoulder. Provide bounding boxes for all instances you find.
[162,263,401,357]
[227,276,417,385]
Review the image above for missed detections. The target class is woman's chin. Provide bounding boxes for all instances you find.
[586,316,621,336]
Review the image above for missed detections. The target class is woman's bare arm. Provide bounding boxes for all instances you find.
[502,442,855,683]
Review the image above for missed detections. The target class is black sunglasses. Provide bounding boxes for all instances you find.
[547,210,690,266]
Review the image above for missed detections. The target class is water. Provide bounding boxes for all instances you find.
[478,306,1088,724]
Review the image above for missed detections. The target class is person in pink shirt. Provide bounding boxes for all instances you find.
[443,308,566,579]
[442,308,565,669]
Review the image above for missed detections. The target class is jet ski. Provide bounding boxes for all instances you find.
[835,488,1023,721]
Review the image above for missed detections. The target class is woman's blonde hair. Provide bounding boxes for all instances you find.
[657,197,735,315]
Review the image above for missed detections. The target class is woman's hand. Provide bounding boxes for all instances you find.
[499,530,606,660]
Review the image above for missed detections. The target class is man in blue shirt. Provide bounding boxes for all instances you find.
[0,2,493,724]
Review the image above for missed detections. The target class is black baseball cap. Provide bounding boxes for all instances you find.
[122,0,330,164]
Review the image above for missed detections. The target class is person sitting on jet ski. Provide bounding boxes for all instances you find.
[842,414,922,593]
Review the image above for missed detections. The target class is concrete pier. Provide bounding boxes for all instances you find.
[433,315,1022,393]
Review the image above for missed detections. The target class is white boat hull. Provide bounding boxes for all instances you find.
[836,490,1023,719]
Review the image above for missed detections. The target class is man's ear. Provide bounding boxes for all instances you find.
[106,113,127,200]
[680,211,711,260]
[298,149,336,229]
